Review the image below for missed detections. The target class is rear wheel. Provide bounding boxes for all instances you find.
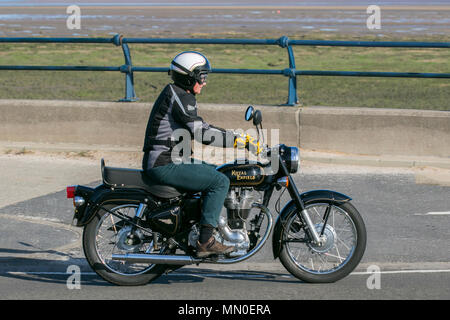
[83,203,170,286]
[278,201,366,283]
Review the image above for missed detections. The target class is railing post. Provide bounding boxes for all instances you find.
[277,36,299,106]
[120,43,138,102]
[286,45,298,106]
[113,34,138,102]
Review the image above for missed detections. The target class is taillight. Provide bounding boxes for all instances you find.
[66,186,76,199]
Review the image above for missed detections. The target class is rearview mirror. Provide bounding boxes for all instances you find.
[252,110,262,126]
[245,106,254,121]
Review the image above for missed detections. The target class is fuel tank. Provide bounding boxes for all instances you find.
[217,160,266,187]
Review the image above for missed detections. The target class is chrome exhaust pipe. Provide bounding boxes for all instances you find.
[111,253,201,265]
[112,203,272,266]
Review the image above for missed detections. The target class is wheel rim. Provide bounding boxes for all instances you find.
[284,203,358,275]
[94,204,159,276]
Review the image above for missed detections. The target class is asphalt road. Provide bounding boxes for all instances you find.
[0,174,450,300]
[0,158,449,302]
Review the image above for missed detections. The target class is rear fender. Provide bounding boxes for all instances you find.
[71,185,95,226]
[75,185,152,226]
[272,190,352,259]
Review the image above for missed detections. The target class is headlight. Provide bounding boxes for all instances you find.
[282,146,299,174]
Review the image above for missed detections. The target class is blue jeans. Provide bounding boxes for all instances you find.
[143,157,230,228]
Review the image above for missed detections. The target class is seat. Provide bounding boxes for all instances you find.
[101,159,184,199]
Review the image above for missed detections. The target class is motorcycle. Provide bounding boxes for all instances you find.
[67,106,367,286]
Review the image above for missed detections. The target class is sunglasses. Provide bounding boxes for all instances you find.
[197,72,208,85]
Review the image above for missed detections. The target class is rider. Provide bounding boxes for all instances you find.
[142,51,259,257]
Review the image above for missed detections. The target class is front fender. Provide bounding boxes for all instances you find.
[272,190,352,259]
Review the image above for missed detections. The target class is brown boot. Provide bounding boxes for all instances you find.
[196,236,234,258]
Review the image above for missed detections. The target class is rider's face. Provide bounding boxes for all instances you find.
[193,81,206,95]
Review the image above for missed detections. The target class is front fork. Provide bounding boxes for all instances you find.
[279,158,326,246]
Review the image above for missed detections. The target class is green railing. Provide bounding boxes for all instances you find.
[1,34,449,105]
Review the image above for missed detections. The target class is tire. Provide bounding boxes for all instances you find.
[82,203,170,286]
[278,200,366,283]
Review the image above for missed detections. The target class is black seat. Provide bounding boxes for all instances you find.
[101,159,184,199]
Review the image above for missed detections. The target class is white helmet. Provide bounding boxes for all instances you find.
[169,51,211,91]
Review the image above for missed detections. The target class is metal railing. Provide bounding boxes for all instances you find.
[1,34,449,105]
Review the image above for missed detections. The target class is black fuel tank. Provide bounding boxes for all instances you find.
[217,160,265,187]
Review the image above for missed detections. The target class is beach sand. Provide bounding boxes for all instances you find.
[0,6,449,39]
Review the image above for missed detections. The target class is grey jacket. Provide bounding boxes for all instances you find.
[142,83,235,169]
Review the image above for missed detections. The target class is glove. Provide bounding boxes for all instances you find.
[233,133,248,149]
[233,133,262,155]
[247,135,263,155]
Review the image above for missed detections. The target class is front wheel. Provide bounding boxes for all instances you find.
[278,201,366,283]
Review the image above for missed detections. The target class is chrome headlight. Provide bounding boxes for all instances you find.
[287,146,299,173]
[280,146,299,174]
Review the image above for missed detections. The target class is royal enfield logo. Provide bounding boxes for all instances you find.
[231,170,256,181]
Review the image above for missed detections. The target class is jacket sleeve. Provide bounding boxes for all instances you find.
[170,86,236,148]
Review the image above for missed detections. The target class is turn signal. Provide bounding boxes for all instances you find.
[277,177,289,188]
[73,196,85,207]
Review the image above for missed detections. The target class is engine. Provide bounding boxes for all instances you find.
[188,188,260,257]
[224,188,256,228]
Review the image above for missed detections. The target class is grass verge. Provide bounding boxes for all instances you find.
[0,32,448,110]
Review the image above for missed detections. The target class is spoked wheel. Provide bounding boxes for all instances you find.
[278,201,366,283]
[83,203,170,286]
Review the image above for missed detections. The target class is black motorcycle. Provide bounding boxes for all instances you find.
[67,106,366,286]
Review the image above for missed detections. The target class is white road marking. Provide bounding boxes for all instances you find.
[351,269,450,275]
[6,271,96,276]
[413,211,450,216]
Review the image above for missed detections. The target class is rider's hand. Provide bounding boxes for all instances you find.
[234,133,262,155]
[246,135,262,155]
[233,133,248,149]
